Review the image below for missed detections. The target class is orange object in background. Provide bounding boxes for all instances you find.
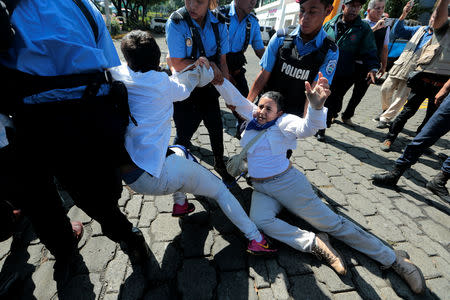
[324,0,343,24]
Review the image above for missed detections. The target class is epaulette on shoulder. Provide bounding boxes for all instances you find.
[323,36,337,52]
[249,12,258,21]
[169,7,185,24]
[212,5,229,24]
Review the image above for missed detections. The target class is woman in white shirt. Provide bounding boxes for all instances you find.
[112,30,276,255]
[214,73,426,294]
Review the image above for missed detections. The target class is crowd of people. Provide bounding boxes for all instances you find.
[0,0,449,296]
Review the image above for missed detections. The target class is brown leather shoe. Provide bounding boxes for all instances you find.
[391,250,426,294]
[312,233,347,275]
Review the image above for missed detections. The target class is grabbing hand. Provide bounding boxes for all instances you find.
[195,56,210,69]
[211,62,224,85]
[305,72,331,110]
[373,18,386,31]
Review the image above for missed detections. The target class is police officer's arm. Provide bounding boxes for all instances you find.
[254,48,265,59]
[248,69,271,101]
[251,19,265,59]
[165,18,197,72]
[432,0,449,30]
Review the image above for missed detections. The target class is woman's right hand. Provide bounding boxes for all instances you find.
[210,62,224,85]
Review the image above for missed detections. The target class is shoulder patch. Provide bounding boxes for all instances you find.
[325,59,337,76]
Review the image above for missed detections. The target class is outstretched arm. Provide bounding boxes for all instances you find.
[214,79,256,120]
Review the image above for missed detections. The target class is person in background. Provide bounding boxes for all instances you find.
[339,0,390,126]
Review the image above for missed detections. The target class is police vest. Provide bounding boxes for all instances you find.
[169,7,222,65]
[213,4,254,72]
[265,28,337,117]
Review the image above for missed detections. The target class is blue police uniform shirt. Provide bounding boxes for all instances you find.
[392,20,433,52]
[260,25,339,84]
[166,9,230,59]
[0,0,120,104]
[227,1,264,52]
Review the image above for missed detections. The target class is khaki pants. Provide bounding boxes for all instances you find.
[380,76,411,122]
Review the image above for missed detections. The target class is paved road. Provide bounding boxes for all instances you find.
[1,33,449,300]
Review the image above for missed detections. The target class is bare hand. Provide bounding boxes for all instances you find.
[434,86,449,106]
[403,1,413,16]
[226,104,236,111]
[373,18,386,31]
[195,57,210,69]
[366,71,376,84]
[305,72,331,110]
[210,62,224,85]
[377,66,386,79]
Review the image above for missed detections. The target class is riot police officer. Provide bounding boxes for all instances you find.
[247,0,339,118]
[166,0,234,183]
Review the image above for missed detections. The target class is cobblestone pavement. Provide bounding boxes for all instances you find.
[1,34,449,300]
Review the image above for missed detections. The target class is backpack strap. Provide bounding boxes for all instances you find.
[211,21,221,63]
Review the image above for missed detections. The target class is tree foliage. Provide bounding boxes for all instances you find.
[110,0,164,28]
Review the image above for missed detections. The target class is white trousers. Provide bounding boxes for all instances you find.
[249,167,396,266]
[128,154,261,241]
[380,76,411,122]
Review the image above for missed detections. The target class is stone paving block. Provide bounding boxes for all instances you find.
[125,194,143,219]
[212,235,246,271]
[104,250,128,294]
[154,194,174,213]
[394,243,442,279]
[352,264,389,298]
[27,244,44,266]
[67,205,92,224]
[90,220,103,237]
[420,220,450,246]
[330,176,358,194]
[317,162,340,177]
[311,264,354,292]
[210,209,240,235]
[138,201,158,228]
[178,258,217,300]
[118,187,131,207]
[248,256,271,289]
[265,259,290,300]
[375,204,403,227]
[277,247,313,276]
[423,206,450,229]
[80,236,116,273]
[143,283,178,300]
[346,194,376,216]
[426,277,450,300]
[386,268,436,300]
[0,237,12,261]
[399,226,437,257]
[181,222,214,257]
[393,198,424,219]
[218,271,258,300]
[431,256,450,282]
[379,286,403,300]
[333,291,363,300]
[305,169,331,187]
[32,261,57,300]
[337,206,368,229]
[305,150,327,163]
[318,186,348,207]
[293,156,316,170]
[289,274,334,299]
[256,288,274,299]
[143,194,154,202]
[366,215,405,244]
[341,169,365,185]
[150,213,182,242]
[147,241,181,281]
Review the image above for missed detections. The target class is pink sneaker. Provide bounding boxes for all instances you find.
[172,201,195,217]
[247,234,277,255]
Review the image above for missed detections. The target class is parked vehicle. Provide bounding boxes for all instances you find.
[260,25,274,45]
[150,17,168,33]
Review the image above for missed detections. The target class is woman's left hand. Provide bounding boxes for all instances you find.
[305,72,331,110]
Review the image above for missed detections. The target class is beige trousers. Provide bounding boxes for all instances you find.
[379,76,411,122]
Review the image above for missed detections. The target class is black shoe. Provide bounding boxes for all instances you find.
[121,227,151,266]
[214,164,235,185]
[53,252,88,289]
[426,171,450,202]
[373,110,386,122]
[376,120,391,129]
[315,129,325,142]
[371,165,408,186]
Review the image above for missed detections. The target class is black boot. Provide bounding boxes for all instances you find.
[120,227,151,266]
[371,164,409,186]
[214,157,235,185]
[426,171,450,202]
[315,129,326,142]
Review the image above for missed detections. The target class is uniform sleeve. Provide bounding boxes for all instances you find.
[219,23,230,55]
[89,1,120,67]
[259,35,283,72]
[316,47,339,85]
[251,18,264,50]
[166,18,188,58]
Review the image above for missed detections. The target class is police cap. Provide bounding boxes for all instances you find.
[343,0,367,4]
[296,0,334,5]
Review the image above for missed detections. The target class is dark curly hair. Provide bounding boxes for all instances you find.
[121,30,161,73]
[260,91,285,112]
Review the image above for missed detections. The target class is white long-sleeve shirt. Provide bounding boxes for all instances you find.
[215,79,327,178]
[110,64,213,177]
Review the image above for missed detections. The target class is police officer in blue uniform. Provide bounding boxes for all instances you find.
[0,0,149,284]
[166,0,234,183]
[247,0,339,118]
[214,0,265,138]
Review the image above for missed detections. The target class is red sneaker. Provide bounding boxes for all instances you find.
[172,201,195,217]
[247,234,277,255]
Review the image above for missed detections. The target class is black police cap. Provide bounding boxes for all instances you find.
[296,0,334,5]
